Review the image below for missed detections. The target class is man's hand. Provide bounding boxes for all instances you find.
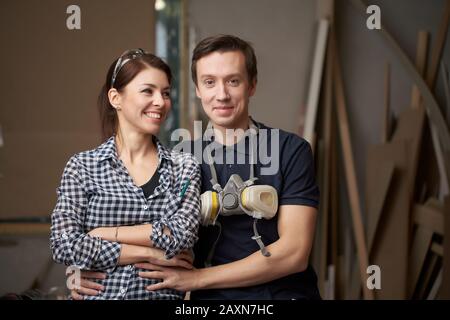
[135,263,200,292]
[70,271,106,300]
[145,248,194,269]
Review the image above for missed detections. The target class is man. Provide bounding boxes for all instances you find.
[71,35,320,300]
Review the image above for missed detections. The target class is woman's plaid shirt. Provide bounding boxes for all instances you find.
[50,137,201,299]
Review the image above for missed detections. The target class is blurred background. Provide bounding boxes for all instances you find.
[0,0,449,299]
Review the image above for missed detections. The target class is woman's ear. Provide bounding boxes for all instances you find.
[249,79,257,97]
[108,88,122,110]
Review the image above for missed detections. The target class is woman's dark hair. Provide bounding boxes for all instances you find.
[191,34,258,86]
[98,51,172,139]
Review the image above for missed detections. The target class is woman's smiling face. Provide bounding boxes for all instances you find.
[113,66,171,136]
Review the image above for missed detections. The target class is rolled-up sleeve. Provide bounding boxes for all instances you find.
[50,156,121,273]
[151,158,201,259]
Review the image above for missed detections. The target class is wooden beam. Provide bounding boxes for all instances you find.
[431,242,443,257]
[366,160,395,251]
[330,86,340,299]
[319,27,334,298]
[303,19,330,144]
[367,142,410,299]
[412,202,444,235]
[441,196,450,298]
[425,0,450,90]
[442,62,450,125]
[411,31,429,109]
[392,93,426,203]
[427,267,443,300]
[408,225,434,297]
[417,253,440,299]
[317,139,327,296]
[382,62,390,143]
[331,32,373,300]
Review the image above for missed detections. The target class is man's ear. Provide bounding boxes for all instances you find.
[249,79,257,97]
[108,88,122,110]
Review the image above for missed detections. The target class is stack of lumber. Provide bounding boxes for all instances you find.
[305,0,450,299]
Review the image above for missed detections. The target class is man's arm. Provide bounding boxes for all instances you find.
[140,204,317,292]
[197,204,317,289]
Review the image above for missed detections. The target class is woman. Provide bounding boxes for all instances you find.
[50,49,201,300]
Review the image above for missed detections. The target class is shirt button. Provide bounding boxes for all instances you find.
[61,233,68,239]
[144,205,148,210]
[120,288,126,295]
[126,265,132,270]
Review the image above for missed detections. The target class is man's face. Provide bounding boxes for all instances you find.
[195,50,256,130]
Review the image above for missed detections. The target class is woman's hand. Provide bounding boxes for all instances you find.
[144,247,194,269]
[70,271,106,300]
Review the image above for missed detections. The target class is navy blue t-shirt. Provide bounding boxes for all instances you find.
[180,120,320,300]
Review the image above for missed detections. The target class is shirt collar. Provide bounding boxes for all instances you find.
[205,117,260,155]
[95,136,172,163]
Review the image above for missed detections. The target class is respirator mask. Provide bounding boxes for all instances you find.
[200,120,278,257]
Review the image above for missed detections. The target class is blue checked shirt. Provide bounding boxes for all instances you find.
[50,137,201,300]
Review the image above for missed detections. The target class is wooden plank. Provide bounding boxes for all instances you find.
[441,196,450,299]
[326,265,336,300]
[318,27,335,298]
[179,0,190,131]
[332,31,373,300]
[368,141,410,299]
[382,62,390,143]
[412,203,444,235]
[430,124,450,201]
[366,159,395,251]
[411,31,429,109]
[303,19,330,144]
[427,267,443,300]
[330,105,340,299]
[322,26,335,298]
[337,255,346,299]
[425,0,450,90]
[416,253,440,299]
[408,220,434,296]
[317,0,335,21]
[317,139,327,296]
[431,242,443,256]
[392,107,426,202]
[416,123,442,203]
[441,62,450,125]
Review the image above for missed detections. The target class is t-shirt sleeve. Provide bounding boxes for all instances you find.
[279,135,319,208]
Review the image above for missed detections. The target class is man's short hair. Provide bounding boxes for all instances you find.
[191,34,258,86]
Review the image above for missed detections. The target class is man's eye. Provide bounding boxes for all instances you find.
[204,79,214,87]
[229,79,240,86]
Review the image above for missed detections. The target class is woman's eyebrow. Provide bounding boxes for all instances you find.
[140,83,171,90]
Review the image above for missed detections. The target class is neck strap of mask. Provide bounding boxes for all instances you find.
[205,118,259,191]
[204,118,272,258]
